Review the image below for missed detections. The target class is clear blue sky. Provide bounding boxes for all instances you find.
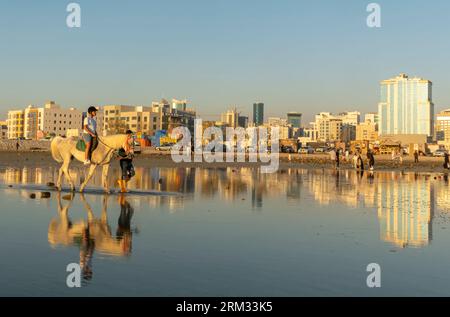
[1,0,449,123]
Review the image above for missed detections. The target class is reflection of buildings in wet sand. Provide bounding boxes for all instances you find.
[1,167,89,187]
[435,175,450,211]
[301,170,434,248]
[192,168,304,207]
[131,167,195,194]
[303,169,377,208]
[0,166,186,211]
[376,173,434,248]
[0,166,438,246]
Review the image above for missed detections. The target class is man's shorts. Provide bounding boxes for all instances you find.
[83,133,93,143]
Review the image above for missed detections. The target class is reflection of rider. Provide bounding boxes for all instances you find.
[48,192,134,281]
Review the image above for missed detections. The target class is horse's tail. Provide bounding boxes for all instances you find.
[50,137,64,163]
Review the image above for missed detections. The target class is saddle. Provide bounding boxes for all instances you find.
[76,137,99,155]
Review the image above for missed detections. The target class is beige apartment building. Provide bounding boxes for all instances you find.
[356,120,379,142]
[103,105,161,135]
[0,121,7,139]
[435,109,450,143]
[7,110,24,139]
[102,99,196,136]
[314,113,343,142]
[7,101,92,139]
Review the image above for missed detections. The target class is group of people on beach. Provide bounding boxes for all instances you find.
[83,106,135,193]
[329,148,375,171]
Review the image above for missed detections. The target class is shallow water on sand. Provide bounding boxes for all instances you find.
[1,166,450,296]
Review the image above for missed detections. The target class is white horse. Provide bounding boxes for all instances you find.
[50,134,128,193]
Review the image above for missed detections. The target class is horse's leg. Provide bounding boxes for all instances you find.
[101,164,110,193]
[80,164,97,193]
[62,160,75,191]
[56,164,64,191]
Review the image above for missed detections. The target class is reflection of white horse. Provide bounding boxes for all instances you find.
[50,134,128,193]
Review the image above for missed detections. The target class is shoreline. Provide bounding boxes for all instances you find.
[0,150,449,175]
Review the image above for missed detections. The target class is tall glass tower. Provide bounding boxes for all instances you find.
[287,112,302,128]
[253,102,264,126]
[378,73,434,137]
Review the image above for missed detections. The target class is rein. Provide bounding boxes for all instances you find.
[91,136,119,165]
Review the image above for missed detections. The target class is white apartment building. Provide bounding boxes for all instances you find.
[339,111,360,126]
[7,101,83,139]
[364,112,379,126]
[221,108,240,129]
[311,111,360,142]
[268,117,288,127]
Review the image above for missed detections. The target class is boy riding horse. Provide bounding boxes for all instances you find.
[83,106,98,165]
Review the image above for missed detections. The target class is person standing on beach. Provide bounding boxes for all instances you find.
[83,106,98,165]
[444,152,450,170]
[329,148,336,169]
[16,140,19,151]
[117,130,135,193]
[352,152,358,168]
[367,150,375,171]
[356,151,364,171]
[335,149,340,169]
[414,150,419,163]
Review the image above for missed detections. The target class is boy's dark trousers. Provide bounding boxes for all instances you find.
[120,159,133,180]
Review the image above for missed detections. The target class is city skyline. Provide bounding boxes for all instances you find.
[2,1,450,122]
[0,71,444,128]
